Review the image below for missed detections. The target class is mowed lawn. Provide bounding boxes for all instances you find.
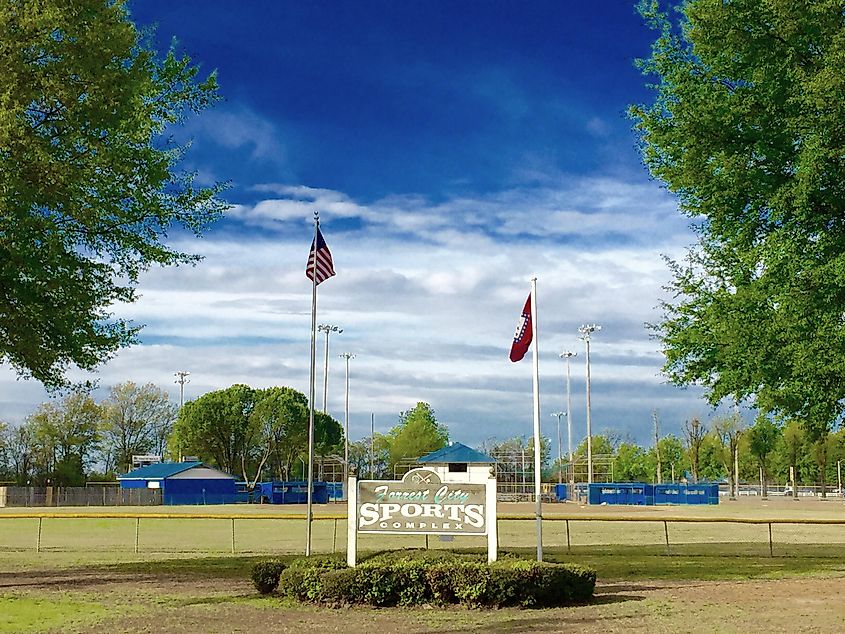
[0,499,844,632]
[0,497,844,561]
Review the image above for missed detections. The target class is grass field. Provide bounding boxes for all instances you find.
[1,497,844,560]
[1,498,843,632]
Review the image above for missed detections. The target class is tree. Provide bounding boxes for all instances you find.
[652,435,686,483]
[28,392,101,485]
[100,382,177,474]
[384,403,448,473]
[613,442,650,482]
[632,1,845,449]
[0,0,226,389]
[682,416,707,482]
[247,386,308,484]
[171,384,342,485]
[747,415,781,498]
[171,384,256,478]
[712,414,743,496]
[4,423,35,485]
[572,433,616,482]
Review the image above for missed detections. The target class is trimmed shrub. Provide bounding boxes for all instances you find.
[263,552,596,608]
[251,559,287,595]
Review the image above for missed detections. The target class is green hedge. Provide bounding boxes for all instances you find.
[251,559,287,594]
[254,552,596,608]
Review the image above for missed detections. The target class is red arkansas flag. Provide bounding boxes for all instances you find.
[509,293,532,362]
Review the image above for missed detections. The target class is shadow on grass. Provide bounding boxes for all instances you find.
[88,543,845,587]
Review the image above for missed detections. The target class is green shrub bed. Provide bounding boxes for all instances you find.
[251,551,595,608]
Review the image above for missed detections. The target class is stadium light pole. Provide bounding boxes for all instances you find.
[560,351,576,461]
[578,325,601,486]
[560,351,576,499]
[174,370,190,408]
[550,412,565,484]
[318,324,342,413]
[174,371,190,462]
[340,352,355,499]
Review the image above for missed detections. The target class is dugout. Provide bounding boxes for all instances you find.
[257,480,330,504]
[118,461,238,505]
[588,482,719,506]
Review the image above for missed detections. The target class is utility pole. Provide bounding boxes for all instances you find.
[578,325,601,485]
[174,371,190,408]
[653,409,662,485]
[318,324,342,413]
[340,352,355,499]
[174,371,190,462]
[370,413,375,479]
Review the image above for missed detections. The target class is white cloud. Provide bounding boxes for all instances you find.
[0,174,714,446]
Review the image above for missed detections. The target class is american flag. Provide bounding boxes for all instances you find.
[306,226,336,285]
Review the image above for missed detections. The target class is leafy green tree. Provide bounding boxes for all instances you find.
[632,0,845,449]
[772,419,809,495]
[0,0,226,388]
[810,431,837,498]
[572,433,616,482]
[651,435,687,483]
[314,410,343,458]
[100,382,177,474]
[613,442,650,482]
[712,414,744,496]
[172,384,257,478]
[747,415,782,498]
[384,403,448,473]
[28,392,101,485]
[3,423,35,485]
[248,386,308,483]
[171,384,342,485]
[696,433,726,482]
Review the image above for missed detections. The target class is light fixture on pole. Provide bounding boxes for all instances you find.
[318,324,342,413]
[339,352,355,499]
[174,371,190,463]
[578,324,601,486]
[559,351,576,464]
[550,412,565,484]
[174,371,191,408]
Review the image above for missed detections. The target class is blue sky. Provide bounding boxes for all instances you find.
[2,1,741,449]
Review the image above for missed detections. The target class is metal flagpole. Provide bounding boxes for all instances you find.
[340,352,355,499]
[369,413,374,479]
[530,277,543,562]
[306,212,319,556]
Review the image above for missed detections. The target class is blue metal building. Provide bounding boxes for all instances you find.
[118,461,238,505]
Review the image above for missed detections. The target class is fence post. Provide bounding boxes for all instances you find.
[566,519,571,554]
[36,517,42,553]
[768,522,773,557]
[332,518,338,554]
[231,518,236,554]
[663,520,670,555]
[134,517,140,554]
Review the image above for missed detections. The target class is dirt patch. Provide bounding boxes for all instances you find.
[5,569,839,633]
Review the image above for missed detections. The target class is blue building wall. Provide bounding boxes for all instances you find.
[588,483,719,505]
[163,478,237,505]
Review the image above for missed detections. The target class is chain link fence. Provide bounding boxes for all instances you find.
[0,486,161,507]
[1,513,844,558]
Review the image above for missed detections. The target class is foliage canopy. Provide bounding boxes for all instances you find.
[0,0,226,388]
[632,0,845,437]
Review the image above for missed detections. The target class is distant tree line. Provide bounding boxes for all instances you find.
[552,414,845,494]
[0,385,452,488]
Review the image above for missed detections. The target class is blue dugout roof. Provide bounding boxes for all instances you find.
[418,442,495,464]
[118,461,203,480]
